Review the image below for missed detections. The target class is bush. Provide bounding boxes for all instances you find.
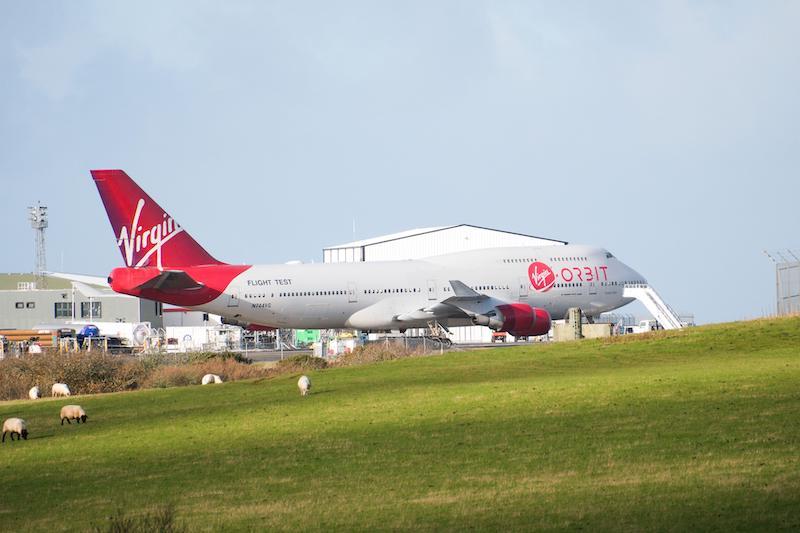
[0,344,420,401]
[183,351,252,365]
[139,366,198,389]
[142,358,267,389]
[0,352,149,401]
[0,350,265,400]
[335,343,421,366]
[274,354,328,373]
[140,351,252,367]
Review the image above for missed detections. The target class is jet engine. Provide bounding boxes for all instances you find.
[471,303,551,337]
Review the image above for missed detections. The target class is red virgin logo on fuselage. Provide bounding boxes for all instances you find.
[528,262,556,292]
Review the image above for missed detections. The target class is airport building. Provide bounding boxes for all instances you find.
[0,274,243,353]
[0,273,162,331]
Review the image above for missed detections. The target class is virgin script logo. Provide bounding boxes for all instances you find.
[116,199,183,269]
[528,261,556,292]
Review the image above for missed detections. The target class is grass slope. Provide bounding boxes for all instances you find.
[1,317,799,531]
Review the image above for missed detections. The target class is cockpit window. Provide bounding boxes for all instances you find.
[605,252,614,259]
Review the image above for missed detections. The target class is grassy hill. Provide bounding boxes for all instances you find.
[1,317,799,531]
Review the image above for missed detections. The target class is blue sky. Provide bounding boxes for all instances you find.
[1,1,798,323]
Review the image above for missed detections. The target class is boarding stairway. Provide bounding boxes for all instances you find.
[622,283,684,330]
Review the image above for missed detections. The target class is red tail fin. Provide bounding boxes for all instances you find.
[91,170,223,268]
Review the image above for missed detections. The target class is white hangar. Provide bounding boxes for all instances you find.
[323,224,566,264]
[323,225,567,343]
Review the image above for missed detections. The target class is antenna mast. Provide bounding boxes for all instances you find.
[28,202,48,289]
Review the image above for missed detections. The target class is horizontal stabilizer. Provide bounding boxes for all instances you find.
[45,271,110,287]
[135,270,205,291]
[71,281,118,299]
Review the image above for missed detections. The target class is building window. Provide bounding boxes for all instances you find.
[155,301,163,316]
[54,302,72,318]
[80,301,102,319]
[15,302,24,309]
[26,302,35,309]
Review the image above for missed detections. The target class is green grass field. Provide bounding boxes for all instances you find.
[2,317,799,531]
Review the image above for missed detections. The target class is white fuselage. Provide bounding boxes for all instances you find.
[192,244,645,331]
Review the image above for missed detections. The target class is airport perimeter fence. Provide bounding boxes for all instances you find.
[777,259,800,315]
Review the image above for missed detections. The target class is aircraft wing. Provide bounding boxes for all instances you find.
[395,280,498,322]
[135,270,205,291]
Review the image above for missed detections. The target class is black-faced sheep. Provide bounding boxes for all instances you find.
[29,386,41,400]
[2,418,28,442]
[60,405,87,425]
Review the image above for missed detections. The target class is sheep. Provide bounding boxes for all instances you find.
[52,383,71,397]
[29,386,41,400]
[2,418,28,442]
[201,374,223,385]
[298,375,311,396]
[60,405,87,425]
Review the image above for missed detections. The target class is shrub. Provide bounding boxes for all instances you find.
[140,366,198,389]
[0,352,149,401]
[141,358,267,389]
[0,351,263,399]
[274,354,328,373]
[193,358,264,381]
[186,351,252,364]
[334,342,422,367]
[0,343,422,401]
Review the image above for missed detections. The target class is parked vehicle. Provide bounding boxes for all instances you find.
[491,331,508,343]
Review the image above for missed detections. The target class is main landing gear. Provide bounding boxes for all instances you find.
[425,321,452,348]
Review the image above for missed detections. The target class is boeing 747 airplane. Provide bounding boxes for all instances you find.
[92,170,648,338]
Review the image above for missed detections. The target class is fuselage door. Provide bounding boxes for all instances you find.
[518,277,529,299]
[427,279,438,300]
[227,292,239,307]
[347,282,358,303]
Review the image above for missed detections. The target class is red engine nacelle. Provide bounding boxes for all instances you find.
[495,303,552,337]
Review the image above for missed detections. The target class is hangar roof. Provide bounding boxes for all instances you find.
[324,224,566,250]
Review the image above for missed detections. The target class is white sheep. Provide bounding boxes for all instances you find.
[29,386,41,400]
[201,374,223,385]
[52,383,71,397]
[298,375,311,396]
[2,418,28,442]
[60,405,88,425]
